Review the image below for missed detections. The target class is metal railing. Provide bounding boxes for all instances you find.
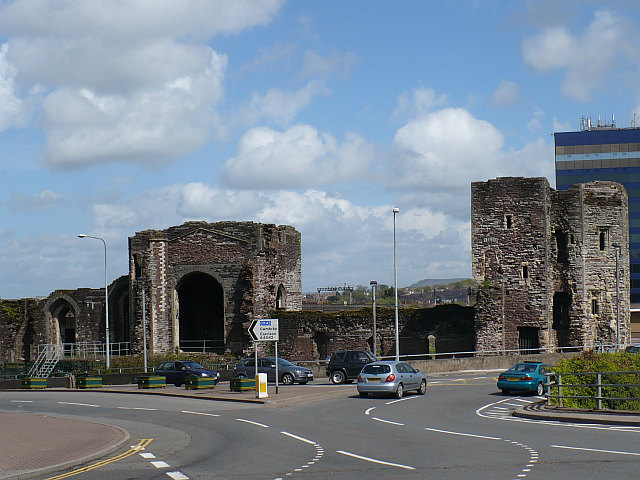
[178,340,225,353]
[545,371,640,410]
[36,342,131,359]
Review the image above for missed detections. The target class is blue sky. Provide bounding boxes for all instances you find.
[1,0,640,298]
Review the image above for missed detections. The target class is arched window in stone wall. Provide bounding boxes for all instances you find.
[276,284,287,310]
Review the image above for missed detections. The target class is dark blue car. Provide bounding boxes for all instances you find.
[154,360,220,387]
[497,362,550,396]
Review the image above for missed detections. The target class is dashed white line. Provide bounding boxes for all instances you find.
[385,396,418,405]
[365,407,376,415]
[10,400,33,403]
[551,445,640,456]
[372,417,404,426]
[139,453,156,459]
[236,418,269,428]
[424,427,502,441]
[166,472,189,480]
[151,461,170,468]
[58,402,100,407]
[337,450,415,470]
[181,410,220,417]
[280,431,316,445]
[118,406,157,411]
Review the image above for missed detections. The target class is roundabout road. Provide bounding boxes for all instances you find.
[1,371,639,479]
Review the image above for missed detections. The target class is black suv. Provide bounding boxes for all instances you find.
[326,350,376,384]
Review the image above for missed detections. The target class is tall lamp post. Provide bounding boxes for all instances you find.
[78,234,110,369]
[393,207,400,361]
[612,242,621,352]
[370,280,377,357]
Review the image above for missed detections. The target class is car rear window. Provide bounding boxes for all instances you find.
[362,364,391,374]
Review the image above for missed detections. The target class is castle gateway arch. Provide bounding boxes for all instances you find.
[128,221,302,355]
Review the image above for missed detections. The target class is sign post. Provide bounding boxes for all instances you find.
[248,319,279,396]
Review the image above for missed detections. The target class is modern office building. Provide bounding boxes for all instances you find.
[555,116,640,343]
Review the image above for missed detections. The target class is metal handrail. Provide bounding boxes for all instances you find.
[545,371,640,409]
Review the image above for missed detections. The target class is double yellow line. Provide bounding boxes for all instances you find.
[45,438,153,479]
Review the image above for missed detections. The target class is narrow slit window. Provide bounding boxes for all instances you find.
[599,231,606,251]
[592,299,599,315]
[505,215,513,229]
[522,265,529,280]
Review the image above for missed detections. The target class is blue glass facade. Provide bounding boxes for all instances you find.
[555,128,640,303]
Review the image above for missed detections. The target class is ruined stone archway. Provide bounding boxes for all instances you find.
[176,272,225,353]
[49,298,78,346]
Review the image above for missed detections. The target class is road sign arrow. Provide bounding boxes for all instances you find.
[248,320,259,341]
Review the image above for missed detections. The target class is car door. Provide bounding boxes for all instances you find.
[259,358,276,382]
[347,351,370,377]
[242,359,256,378]
[162,361,176,384]
[397,362,418,389]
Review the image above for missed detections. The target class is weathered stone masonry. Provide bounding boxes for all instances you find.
[472,177,630,352]
[128,221,302,354]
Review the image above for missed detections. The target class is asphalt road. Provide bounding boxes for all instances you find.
[2,371,640,479]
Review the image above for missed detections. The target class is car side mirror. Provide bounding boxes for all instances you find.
[270,364,276,368]
[414,369,419,373]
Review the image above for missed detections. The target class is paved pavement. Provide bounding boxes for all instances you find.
[1,381,639,479]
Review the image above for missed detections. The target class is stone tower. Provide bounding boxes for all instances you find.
[128,221,302,354]
[471,177,629,352]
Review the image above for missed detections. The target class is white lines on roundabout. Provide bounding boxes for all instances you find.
[550,445,640,456]
[336,450,415,470]
[275,432,324,480]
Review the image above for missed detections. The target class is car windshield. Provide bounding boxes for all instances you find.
[181,361,204,369]
[362,364,391,374]
[511,363,537,373]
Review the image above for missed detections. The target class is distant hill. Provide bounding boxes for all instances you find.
[407,278,471,288]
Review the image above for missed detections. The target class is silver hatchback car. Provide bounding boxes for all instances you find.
[357,360,427,398]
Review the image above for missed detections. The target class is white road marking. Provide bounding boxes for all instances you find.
[337,450,415,470]
[365,407,376,415]
[236,418,269,428]
[386,396,418,405]
[551,445,640,456]
[58,402,100,407]
[373,417,404,426]
[139,453,156,459]
[166,471,189,479]
[280,431,316,445]
[118,406,157,411]
[425,427,502,441]
[10,400,33,403]
[151,461,170,468]
[182,410,220,417]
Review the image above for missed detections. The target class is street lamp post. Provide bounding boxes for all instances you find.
[370,280,377,357]
[612,242,621,351]
[393,207,400,361]
[78,234,110,369]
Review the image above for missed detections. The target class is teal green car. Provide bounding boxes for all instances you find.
[497,362,550,396]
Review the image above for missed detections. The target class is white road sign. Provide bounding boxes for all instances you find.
[249,318,279,341]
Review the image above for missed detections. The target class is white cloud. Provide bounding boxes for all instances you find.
[10,189,66,212]
[219,124,374,189]
[0,43,25,131]
[240,80,330,127]
[0,0,285,169]
[553,117,573,133]
[41,50,227,168]
[527,106,545,132]
[490,79,519,107]
[392,87,447,120]
[300,49,360,80]
[522,10,637,102]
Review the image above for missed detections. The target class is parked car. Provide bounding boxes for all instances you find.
[356,360,427,398]
[233,357,314,385]
[154,360,220,387]
[625,345,640,354]
[326,350,377,384]
[497,361,550,396]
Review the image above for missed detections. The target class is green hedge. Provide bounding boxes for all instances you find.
[551,351,640,411]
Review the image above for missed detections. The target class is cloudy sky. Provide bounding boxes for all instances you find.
[1,0,640,299]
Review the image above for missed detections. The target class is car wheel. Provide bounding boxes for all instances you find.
[417,379,427,395]
[281,373,294,385]
[536,382,544,396]
[502,389,510,395]
[331,370,346,384]
[174,382,182,387]
[395,383,404,399]
[359,392,368,397]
